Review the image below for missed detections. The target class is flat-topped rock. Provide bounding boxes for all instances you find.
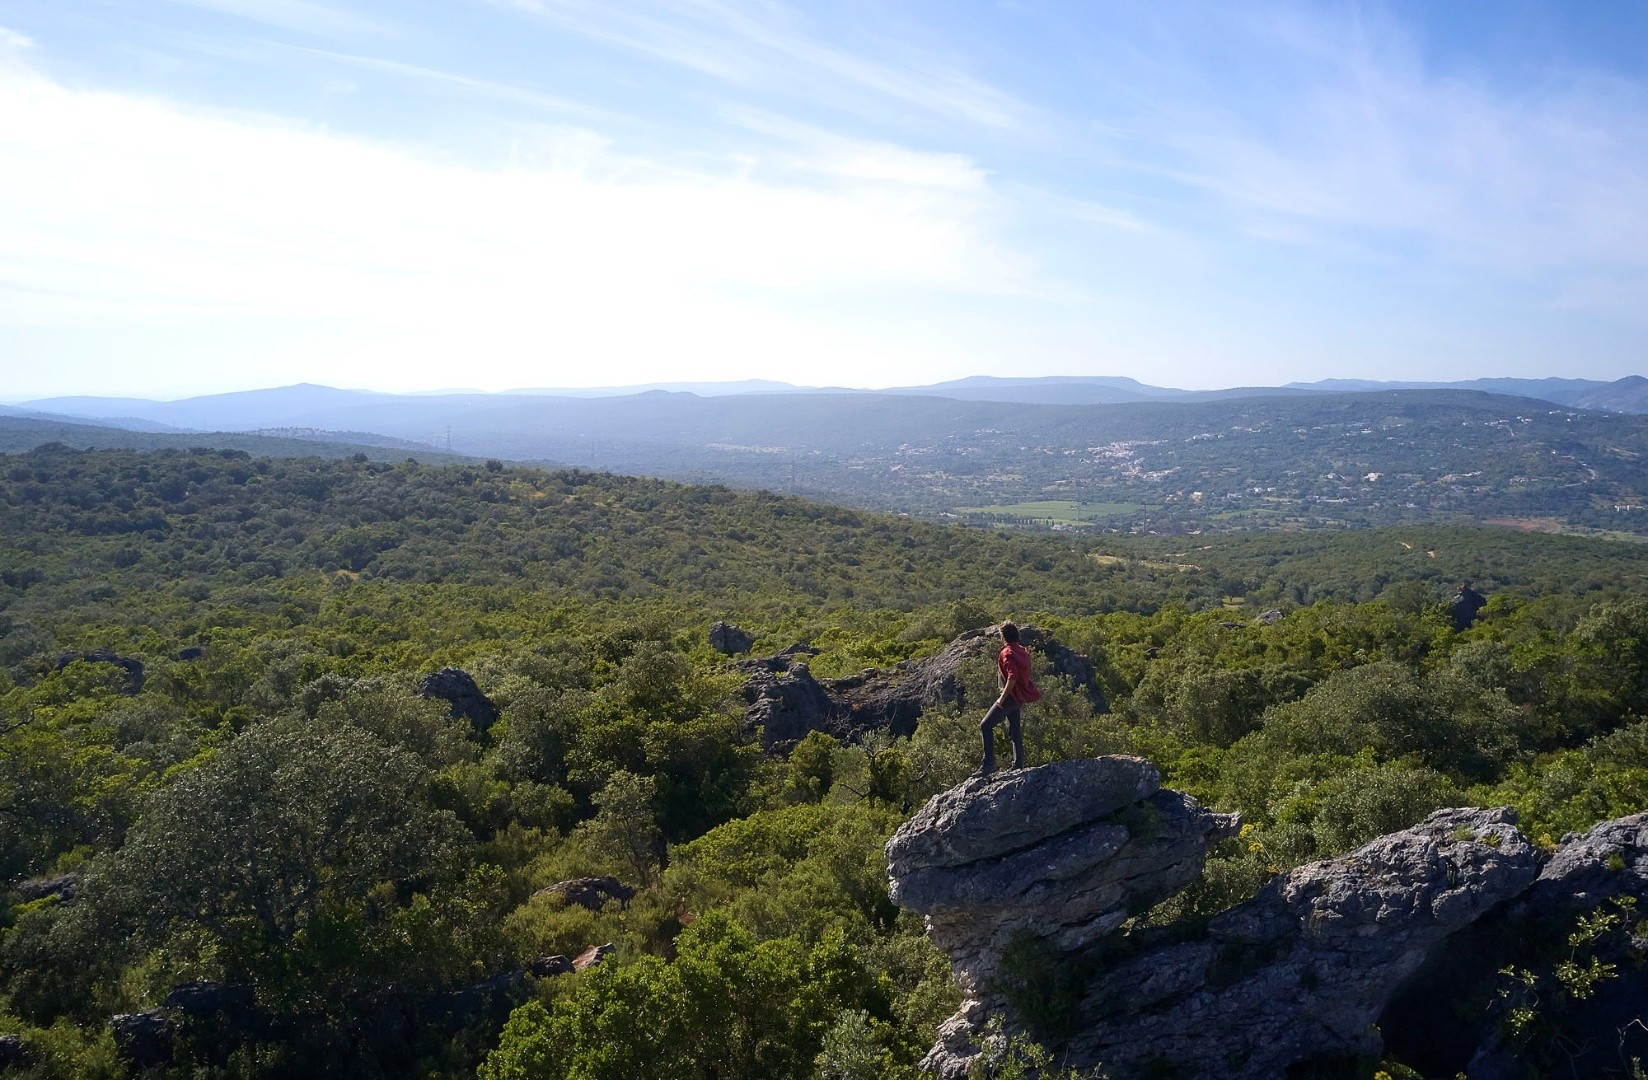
[886,756,1162,877]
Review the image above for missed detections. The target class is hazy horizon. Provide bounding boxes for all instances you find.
[4,2,1647,399]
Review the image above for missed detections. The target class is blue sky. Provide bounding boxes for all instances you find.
[2,1,1646,399]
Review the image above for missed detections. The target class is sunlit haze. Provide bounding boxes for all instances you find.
[3,1,1646,400]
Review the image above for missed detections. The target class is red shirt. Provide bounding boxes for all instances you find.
[998,642,1041,704]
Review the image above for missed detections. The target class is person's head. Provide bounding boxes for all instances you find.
[1000,621,1020,644]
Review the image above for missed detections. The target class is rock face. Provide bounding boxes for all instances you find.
[536,876,635,911]
[53,649,144,694]
[417,667,499,732]
[888,758,1238,1077]
[572,943,615,972]
[888,759,1595,1079]
[14,872,78,902]
[739,626,1106,750]
[1450,582,1487,631]
[708,620,755,655]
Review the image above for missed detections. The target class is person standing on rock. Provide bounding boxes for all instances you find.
[976,622,1041,776]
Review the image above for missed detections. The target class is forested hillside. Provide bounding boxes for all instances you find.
[16,387,1648,535]
[3,446,1648,1076]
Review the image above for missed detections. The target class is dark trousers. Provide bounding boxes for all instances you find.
[979,698,1024,771]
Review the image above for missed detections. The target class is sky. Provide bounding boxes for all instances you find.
[2,1,1647,400]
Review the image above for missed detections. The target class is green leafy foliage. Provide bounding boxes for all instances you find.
[2,446,1648,1077]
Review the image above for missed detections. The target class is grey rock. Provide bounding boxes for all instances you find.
[708,620,755,655]
[1062,806,1537,1080]
[528,954,573,978]
[162,981,255,1017]
[893,761,1542,1080]
[1526,810,1648,910]
[417,667,498,732]
[886,757,1161,879]
[738,625,1107,751]
[738,656,844,749]
[1450,582,1487,631]
[1454,812,1648,1079]
[110,1011,174,1068]
[53,649,144,694]
[573,943,615,972]
[535,876,635,911]
[0,1034,26,1068]
[14,871,78,902]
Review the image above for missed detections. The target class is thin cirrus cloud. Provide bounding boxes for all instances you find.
[492,0,1027,131]
[0,41,1033,391]
[165,0,391,38]
[1110,6,1648,285]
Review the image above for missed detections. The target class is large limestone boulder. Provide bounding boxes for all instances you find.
[740,625,1107,751]
[417,667,498,732]
[890,759,1548,1080]
[1060,807,1537,1079]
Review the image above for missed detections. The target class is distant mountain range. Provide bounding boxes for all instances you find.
[7,376,1648,535]
[13,374,1648,419]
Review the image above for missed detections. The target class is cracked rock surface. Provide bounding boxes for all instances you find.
[887,758,1576,1079]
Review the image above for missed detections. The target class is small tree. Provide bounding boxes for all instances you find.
[578,769,663,886]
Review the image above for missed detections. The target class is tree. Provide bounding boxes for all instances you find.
[576,769,662,886]
[83,714,466,996]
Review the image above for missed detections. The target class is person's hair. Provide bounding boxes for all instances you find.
[1000,621,1019,643]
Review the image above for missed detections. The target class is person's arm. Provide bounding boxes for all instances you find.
[998,651,1019,704]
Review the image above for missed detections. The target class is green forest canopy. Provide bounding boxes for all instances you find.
[2,445,1647,1077]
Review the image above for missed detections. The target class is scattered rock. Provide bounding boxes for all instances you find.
[110,1011,174,1069]
[1256,609,1284,625]
[14,872,78,902]
[708,621,755,655]
[738,625,1106,751]
[536,876,635,911]
[738,655,843,748]
[573,943,615,972]
[53,649,144,694]
[1450,582,1487,631]
[528,955,573,978]
[417,667,498,732]
[891,759,1557,1080]
[162,981,255,1018]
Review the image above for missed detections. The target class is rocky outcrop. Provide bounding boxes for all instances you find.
[14,872,78,902]
[418,667,499,732]
[53,649,144,694]
[738,650,840,748]
[708,621,755,655]
[1450,582,1487,631]
[739,626,1107,750]
[888,757,1239,1077]
[536,876,635,911]
[572,943,615,972]
[110,1010,174,1068]
[888,758,1636,1079]
[0,1034,27,1068]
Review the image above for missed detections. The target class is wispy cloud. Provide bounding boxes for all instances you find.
[166,0,389,38]
[0,51,1032,392]
[494,0,1027,130]
[266,42,606,118]
[1107,6,1648,283]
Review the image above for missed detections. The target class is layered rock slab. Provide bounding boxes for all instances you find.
[885,757,1239,1075]
[889,759,1545,1080]
[1063,806,1538,1080]
[741,625,1107,751]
